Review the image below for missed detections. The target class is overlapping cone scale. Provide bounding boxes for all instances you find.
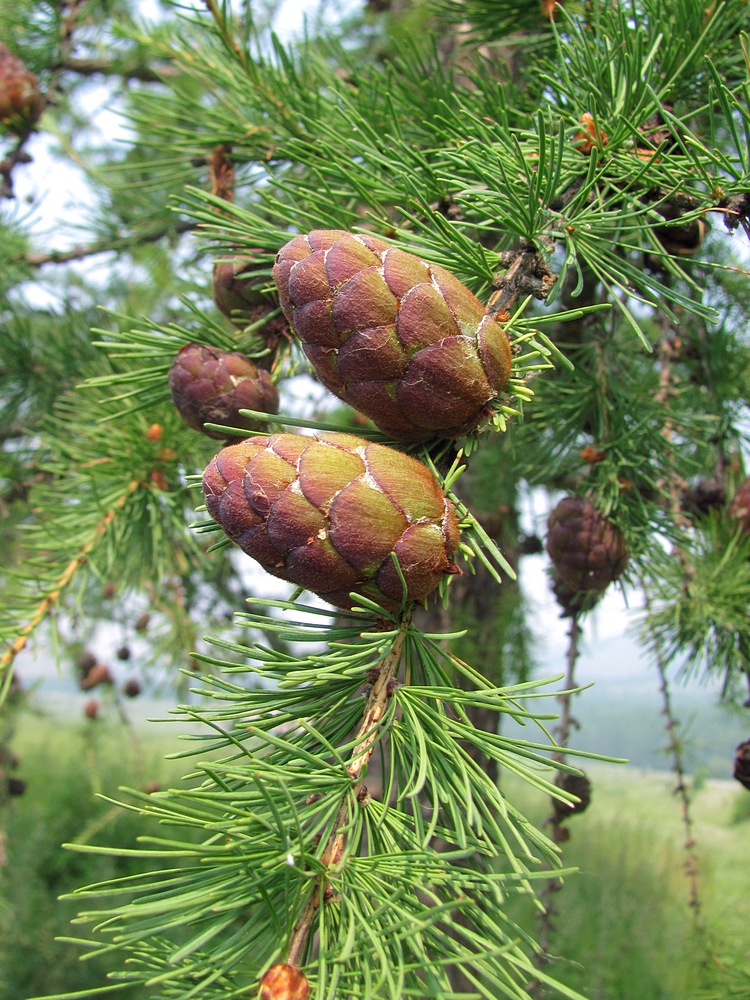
[273,230,512,442]
[168,343,279,439]
[202,432,460,611]
[546,496,628,600]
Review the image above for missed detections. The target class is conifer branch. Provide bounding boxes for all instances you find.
[651,615,705,934]
[286,621,408,967]
[0,478,141,684]
[534,614,582,991]
[20,219,195,268]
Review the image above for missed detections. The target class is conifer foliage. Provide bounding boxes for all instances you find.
[2,1,750,997]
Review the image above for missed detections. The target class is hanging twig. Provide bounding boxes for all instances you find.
[286,621,408,967]
[649,314,705,934]
[0,479,142,690]
[532,613,581,996]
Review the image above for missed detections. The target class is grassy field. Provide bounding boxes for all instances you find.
[1,706,749,999]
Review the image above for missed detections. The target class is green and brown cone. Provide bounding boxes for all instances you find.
[202,432,460,611]
[273,230,512,442]
[168,343,279,439]
[0,44,43,131]
[547,496,628,615]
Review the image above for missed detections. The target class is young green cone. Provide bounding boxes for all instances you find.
[202,432,460,611]
[273,230,512,442]
[168,343,279,439]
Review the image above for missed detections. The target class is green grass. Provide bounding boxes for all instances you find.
[502,765,750,999]
[0,708,189,1000]
[1,710,749,1000]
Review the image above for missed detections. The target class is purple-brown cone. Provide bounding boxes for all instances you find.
[202,432,460,611]
[546,496,628,610]
[0,45,43,130]
[168,343,279,439]
[272,230,512,442]
[734,739,750,790]
[213,254,269,319]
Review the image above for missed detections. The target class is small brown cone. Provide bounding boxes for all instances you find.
[259,963,309,1000]
[80,663,113,690]
[734,739,750,790]
[546,496,628,615]
[169,343,279,439]
[553,771,592,818]
[0,44,43,131]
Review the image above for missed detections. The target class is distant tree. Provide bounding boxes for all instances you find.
[1,1,750,997]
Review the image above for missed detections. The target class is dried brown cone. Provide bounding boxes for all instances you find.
[727,477,750,534]
[734,739,750,790]
[203,432,460,612]
[653,201,707,256]
[0,44,44,131]
[273,230,512,442]
[122,679,142,698]
[553,771,592,819]
[546,496,628,609]
[259,963,309,1000]
[168,343,279,439]
[550,569,604,619]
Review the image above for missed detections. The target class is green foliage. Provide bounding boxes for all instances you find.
[0,711,187,1000]
[2,0,750,997]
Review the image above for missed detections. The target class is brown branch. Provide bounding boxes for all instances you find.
[0,479,142,685]
[531,614,581,997]
[487,242,558,320]
[21,219,196,268]
[59,56,177,82]
[651,624,704,931]
[285,622,408,967]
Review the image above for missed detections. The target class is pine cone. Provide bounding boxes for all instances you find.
[80,663,113,690]
[203,432,460,611]
[553,771,592,818]
[168,343,279,439]
[122,679,142,698]
[0,45,43,130]
[734,739,750,790]
[546,496,628,602]
[213,255,269,318]
[653,200,707,256]
[259,964,309,1000]
[550,569,603,619]
[273,230,512,442]
[728,477,750,534]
